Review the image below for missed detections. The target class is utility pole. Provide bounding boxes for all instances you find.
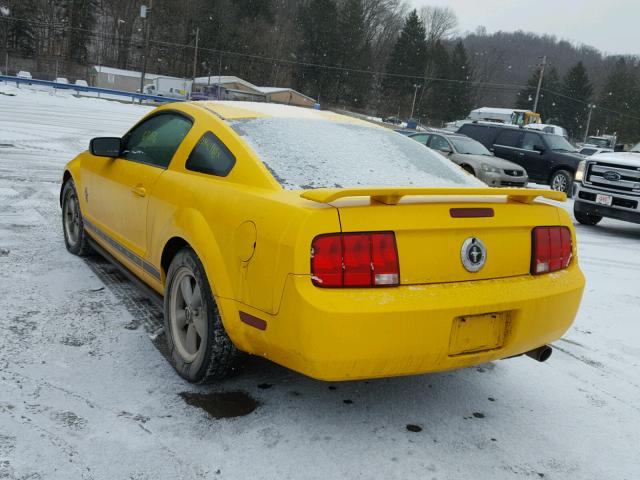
[139,1,153,99]
[2,7,10,75]
[410,84,420,119]
[584,104,595,143]
[533,55,547,114]
[192,27,199,82]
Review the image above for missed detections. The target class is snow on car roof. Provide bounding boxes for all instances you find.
[199,101,374,126]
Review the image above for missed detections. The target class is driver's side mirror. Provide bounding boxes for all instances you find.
[533,145,545,153]
[90,137,122,157]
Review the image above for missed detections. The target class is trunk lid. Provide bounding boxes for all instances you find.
[303,188,564,285]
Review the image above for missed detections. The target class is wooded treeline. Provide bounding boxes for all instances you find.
[1,0,639,141]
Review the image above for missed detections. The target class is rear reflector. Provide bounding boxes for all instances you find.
[311,232,399,287]
[531,226,572,275]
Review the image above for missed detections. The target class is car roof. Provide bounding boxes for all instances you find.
[194,101,377,127]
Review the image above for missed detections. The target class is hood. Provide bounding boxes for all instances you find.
[453,153,526,171]
[589,152,640,167]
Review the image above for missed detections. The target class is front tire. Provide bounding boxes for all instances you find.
[164,247,242,383]
[61,180,93,256]
[550,170,573,196]
[574,207,602,226]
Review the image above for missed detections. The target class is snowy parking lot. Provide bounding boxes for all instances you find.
[1,86,639,480]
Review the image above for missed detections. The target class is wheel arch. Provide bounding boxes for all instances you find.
[160,236,190,280]
[60,170,73,207]
[548,165,575,183]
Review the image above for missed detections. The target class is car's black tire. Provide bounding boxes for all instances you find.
[550,170,573,196]
[164,247,243,384]
[574,208,602,226]
[61,180,93,256]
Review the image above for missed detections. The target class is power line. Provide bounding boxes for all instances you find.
[2,15,639,123]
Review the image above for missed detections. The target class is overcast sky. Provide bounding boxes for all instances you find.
[410,0,639,55]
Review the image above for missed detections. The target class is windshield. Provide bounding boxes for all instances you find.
[586,137,610,147]
[546,135,577,152]
[231,118,483,189]
[450,137,492,156]
[631,143,640,153]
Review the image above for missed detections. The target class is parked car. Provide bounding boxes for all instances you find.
[55,77,69,84]
[60,101,584,383]
[573,144,640,225]
[578,146,613,156]
[74,79,89,87]
[16,70,32,80]
[409,132,528,187]
[459,123,583,195]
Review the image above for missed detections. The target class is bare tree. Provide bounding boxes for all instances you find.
[419,6,457,45]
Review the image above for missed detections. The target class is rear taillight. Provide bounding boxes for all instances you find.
[311,232,399,287]
[531,226,572,275]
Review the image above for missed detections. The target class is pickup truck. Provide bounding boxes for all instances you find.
[573,144,640,225]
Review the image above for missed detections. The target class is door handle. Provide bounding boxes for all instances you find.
[132,185,147,197]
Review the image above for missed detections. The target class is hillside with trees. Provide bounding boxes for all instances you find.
[1,0,639,141]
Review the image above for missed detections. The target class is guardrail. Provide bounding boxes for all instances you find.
[0,74,185,103]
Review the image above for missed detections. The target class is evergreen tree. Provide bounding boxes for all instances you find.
[382,9,428,109]
[446,40,474,121]
[594,58,640,143]
[64,0,96,63]
[421,40,450,124]
[296,0,341,104]
[336,0,372,108]
[558,61,593,140]
[515,66,561,123]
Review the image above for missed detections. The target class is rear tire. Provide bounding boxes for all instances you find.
[574,208,602,226]
[164,247,242,384]
[61,180,93,256]
[550,170,573,197]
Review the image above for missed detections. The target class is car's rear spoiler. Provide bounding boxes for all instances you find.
[300,187,566,205]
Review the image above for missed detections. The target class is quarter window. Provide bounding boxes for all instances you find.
[186,132,236,177]
[495,130,522,148]
[122,113,192,168]
[410,134,430,145]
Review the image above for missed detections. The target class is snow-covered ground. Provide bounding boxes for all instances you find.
[1,85,639,480]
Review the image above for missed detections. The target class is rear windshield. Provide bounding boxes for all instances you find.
[231,118,482,189]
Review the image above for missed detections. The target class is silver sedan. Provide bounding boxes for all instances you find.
[409,132,529,187]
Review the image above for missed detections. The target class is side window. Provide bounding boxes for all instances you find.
[495,130,522,147]
[522,132,543,151]
[429,135,451,151]
[122,113,192,168]
[186,132,236,177]
[411,134,430,145]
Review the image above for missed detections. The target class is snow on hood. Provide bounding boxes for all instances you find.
[231,118,484,190]
[590,151,640,167]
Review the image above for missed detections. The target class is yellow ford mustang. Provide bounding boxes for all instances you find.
[60,101,585,383]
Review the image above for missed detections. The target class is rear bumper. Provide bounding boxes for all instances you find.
[243,265,585,381]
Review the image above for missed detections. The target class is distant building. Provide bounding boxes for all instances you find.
[90,66,180,92]
[193,75,315,107]
[90,67,316,107]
